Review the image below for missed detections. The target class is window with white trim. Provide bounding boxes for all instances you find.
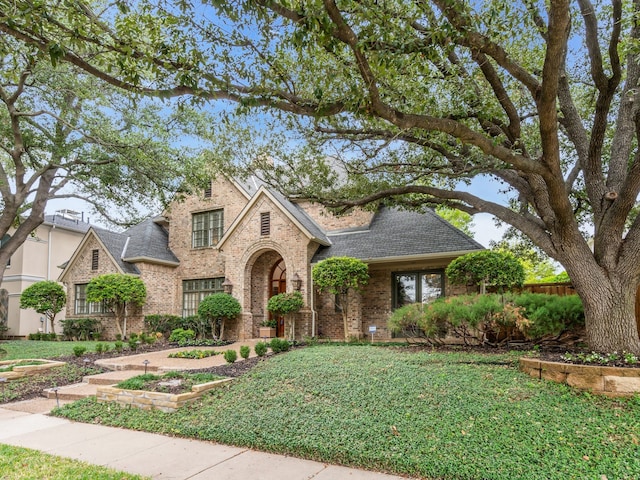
[192,210,223,248]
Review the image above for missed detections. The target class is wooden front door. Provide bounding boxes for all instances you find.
[270,259,286,337]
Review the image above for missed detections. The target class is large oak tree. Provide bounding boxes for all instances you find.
[3,0,640,353]
[0,36,206,282]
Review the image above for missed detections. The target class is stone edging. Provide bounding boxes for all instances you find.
[519,357,640,397]
[0,359,66,380]
[96,377,234,412]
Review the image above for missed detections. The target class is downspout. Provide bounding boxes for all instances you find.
[46,225,54,334]
[310,270,317,337]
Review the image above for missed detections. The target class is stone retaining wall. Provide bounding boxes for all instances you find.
[0,359,66,380]
[519,358,640,397]
[96,378,233,412]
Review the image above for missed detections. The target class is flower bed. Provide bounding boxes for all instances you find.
[96,377,233,412]
[0,359,66,380]
[519,357,640,396]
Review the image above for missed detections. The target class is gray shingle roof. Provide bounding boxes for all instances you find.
[92,227,140,274]
[121,218,179,264]
[91,219,178,273]
[312,207,484,263]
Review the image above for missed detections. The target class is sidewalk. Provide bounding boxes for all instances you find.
[0,405,407,480]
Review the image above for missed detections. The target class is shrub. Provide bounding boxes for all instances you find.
[168,349,218,359]
[254,341,268,357]
[387,293,584,345]
[72,345,87,357]
[179,315,210,339]
[128,338,139,351]
[270,338,290,353]
[114,341,123,353]
[102,343,111,353]
[169,328,196,344]
[60,317,102,341]
[446,251,525,291]
[223,349,237,363]
[239,345,250,359]
[144,314,182,337]
[95,343,104,353]
[198,293,241,339]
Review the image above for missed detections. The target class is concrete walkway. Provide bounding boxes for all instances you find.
[0,406,407,479]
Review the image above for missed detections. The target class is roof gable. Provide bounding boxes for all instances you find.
[217,186,331,248]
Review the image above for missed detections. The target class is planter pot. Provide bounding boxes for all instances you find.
[259,327,276,338]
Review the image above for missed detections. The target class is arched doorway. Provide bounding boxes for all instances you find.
[270,258,286,337]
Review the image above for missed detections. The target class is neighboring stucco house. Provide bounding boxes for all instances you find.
[0,211,91,337]
[59,177,483,340]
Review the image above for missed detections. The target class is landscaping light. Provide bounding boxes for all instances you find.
[53,386,59,408]
[143,359,150,374]
[83,358,90,374]
[292,273,302,291]
[222,278,233,295]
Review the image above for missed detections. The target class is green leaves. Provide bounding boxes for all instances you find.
[446,250,525,290]
[197,293,241,320]
[266,291,303,315]
[312,256,369,295]
[86,274,147,307]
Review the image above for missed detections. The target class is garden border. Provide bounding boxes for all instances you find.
[96,377,234,412]
[519,357,640,396]
[0,359,66,380]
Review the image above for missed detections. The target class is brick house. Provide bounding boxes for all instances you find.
[59,177,483,340]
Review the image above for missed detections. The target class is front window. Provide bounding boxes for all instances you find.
[74,284,106,314]
[392,271,444,309]
[182,278,225,317]
[192,210,224,248]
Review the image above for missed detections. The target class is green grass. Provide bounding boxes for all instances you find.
[0,340,112,360]
[0,444,148,479]
[53,346,640,480]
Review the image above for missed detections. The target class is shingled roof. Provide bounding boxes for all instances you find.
[312,206,483,263]
[90,218,179,274]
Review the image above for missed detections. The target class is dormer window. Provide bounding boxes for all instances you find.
[192,209,224,248]
[260,212,270,236]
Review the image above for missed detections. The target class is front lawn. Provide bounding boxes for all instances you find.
[53,346,640,480]
[0,340,110,360]
[0,444,148,480]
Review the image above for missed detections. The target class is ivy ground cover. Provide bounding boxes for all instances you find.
[53,346,640,480]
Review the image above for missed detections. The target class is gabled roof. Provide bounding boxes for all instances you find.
[59,220,179,281]
[312,206,484,264]
[217,185,331,248]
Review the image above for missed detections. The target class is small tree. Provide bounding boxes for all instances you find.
[446,251,525,293]
[267,291,304,341]
[19,281,66,334]
[198,293,241,340]
[312,257,369,341]
[86,274,147,339]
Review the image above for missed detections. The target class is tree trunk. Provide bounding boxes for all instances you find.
[577,279,640,354]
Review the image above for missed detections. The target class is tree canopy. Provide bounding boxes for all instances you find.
[0,35,209,281]
[198,292,242,339]
[446,251,525,292]
[86,274,147,338]
[3,0,640,351]
[19,280,66,334]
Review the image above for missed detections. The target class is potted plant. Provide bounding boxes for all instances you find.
[259,319,277,338]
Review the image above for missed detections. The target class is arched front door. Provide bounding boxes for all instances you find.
[270,259,286,337]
